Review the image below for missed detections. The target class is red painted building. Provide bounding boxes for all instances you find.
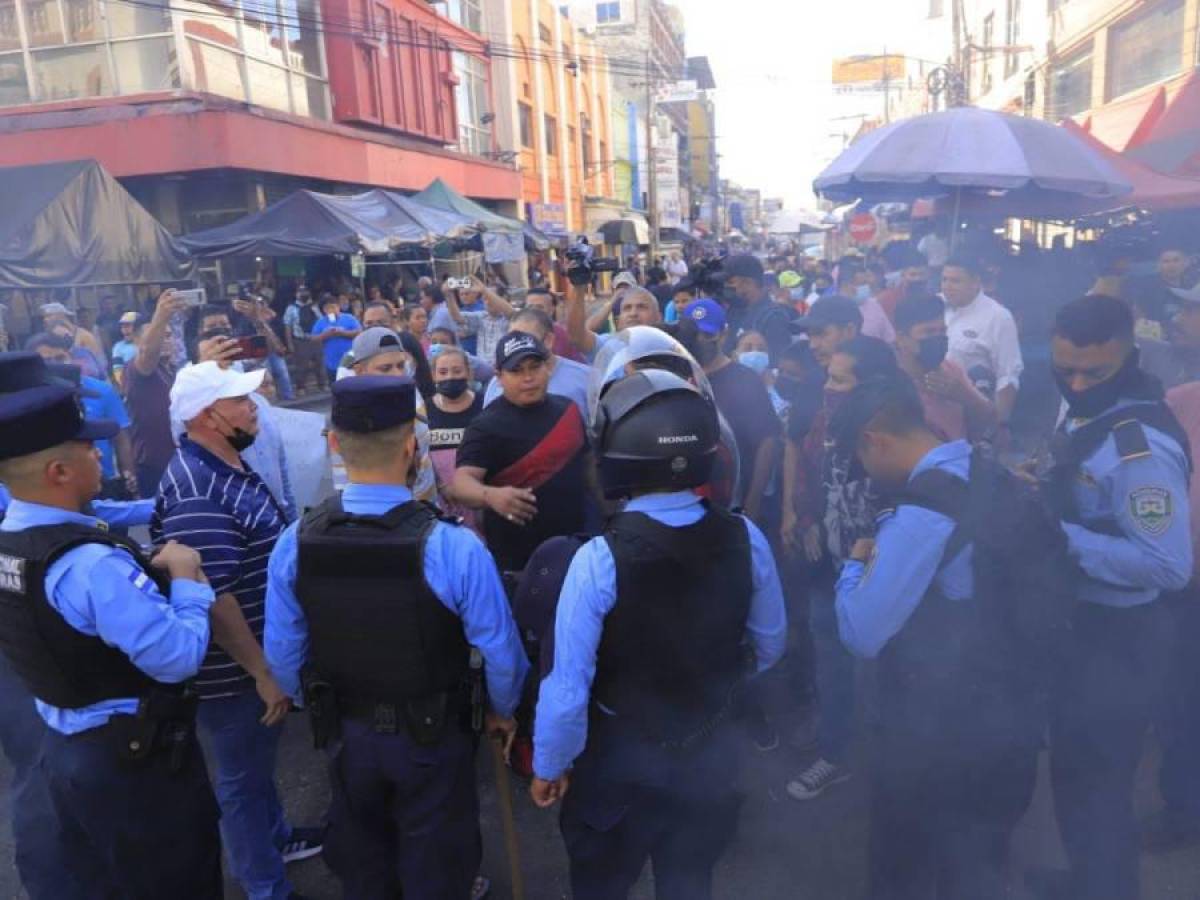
[0,0,519,240]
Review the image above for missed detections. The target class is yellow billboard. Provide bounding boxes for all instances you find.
[832,55,906,85]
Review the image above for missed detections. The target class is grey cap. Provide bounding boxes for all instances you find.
[349,327,405,366]
[39,302,73,318]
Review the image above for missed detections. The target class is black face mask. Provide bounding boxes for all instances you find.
[916,334,949,370]
[200,327,232,341]
[436,378,469,399]
[1054,348,1141,419]
[214,410,257,453]
[693,339,721,366]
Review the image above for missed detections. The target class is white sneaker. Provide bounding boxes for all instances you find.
[786,758,851,801]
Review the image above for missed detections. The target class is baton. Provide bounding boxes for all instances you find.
[490,738,525,900]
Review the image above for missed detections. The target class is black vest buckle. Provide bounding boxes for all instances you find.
[372,702,399,735]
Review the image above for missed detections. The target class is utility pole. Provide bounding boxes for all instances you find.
[882,46,891,124]
[645,48,658,264]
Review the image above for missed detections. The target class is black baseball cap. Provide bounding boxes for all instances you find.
[495,331,550,372]
[790,296,865,334]
[720,254,764,281]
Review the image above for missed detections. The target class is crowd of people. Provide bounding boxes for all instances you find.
[0,228,1197,900]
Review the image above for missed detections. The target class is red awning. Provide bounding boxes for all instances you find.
[1062,119,1200,211]
[1126,71,1200,176]
[1076,84,1166,152]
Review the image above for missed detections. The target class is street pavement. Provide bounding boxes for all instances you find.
[1,702,1199,898]
[0,392,1197,898]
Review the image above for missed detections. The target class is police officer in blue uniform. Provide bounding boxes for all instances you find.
[0,352,222,899]
[1037,294,1193,900]
[0,354,161,898]
[531,369,787,900]
[264,375,529,900]
[829,376,1049,900]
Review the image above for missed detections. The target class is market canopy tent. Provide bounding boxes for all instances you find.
[409,177,530,262]
[409,178,522,233]
[0,158,193,288]
[179,189,452,259]
[1060,120,1200,212]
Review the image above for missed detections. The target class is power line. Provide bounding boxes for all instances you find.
[104,0,694,81]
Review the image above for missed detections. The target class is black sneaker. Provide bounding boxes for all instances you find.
[281,826,326,864]
[786,758,851,800]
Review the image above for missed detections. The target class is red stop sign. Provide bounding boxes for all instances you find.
[848,212,878,244]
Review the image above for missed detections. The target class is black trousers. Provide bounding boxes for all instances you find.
[868,676,1040,900]
[559,723,742,900]
[1050,601,1172,900]
[324,719,482,900]
[39,724,222,900]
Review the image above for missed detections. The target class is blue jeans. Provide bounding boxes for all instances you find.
[266,353,295,401]
[196,689,293,900]
[811,570,856,764]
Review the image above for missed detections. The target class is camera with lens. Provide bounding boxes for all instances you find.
[566,247,620,286]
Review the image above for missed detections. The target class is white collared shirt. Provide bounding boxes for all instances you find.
[944,291,1023,392]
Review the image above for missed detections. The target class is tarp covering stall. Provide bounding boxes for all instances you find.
[409,178,528,263]
[179,189,464,259]
[0,158,194,288]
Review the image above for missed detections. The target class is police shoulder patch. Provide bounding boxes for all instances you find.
[0,552,25,593]
[1129,486,1173,535]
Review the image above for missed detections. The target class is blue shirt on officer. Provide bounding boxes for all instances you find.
[264,482,530,718]
[1060,397,1192,606]
[0,498,215,735]
[533,490,788,780]
[836,440,974,659]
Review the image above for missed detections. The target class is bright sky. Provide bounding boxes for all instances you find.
[671,0,934,209]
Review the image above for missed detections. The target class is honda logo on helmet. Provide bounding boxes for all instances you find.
[658,434,699,444]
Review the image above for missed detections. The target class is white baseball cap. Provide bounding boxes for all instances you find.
[170,361,264,424]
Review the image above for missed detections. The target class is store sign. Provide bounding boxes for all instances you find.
[350,253,366,279]
[655,132,683,229]
[655,80,699,105]
[530,202,567,236]
[848,212,879,244]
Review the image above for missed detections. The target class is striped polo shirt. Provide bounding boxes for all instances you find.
[152,436,287,700]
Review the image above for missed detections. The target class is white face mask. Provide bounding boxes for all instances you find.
[327,313,338,322]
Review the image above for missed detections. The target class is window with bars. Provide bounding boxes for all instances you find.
[1049,43,1093,118]
[445,0,482,34]
[544,113,557,155]
[596,1,620,24]
[1005,0,1022,77]
[519,101,534,148]
[1107,0,1184,101]
[0,0,332,113]
[453,51,491,155]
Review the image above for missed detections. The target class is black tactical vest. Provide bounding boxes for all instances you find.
[296,495,470,705]
[0,523,173,708]
[594,504,753,744]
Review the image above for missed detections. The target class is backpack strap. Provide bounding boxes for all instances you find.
[895,468,971,572]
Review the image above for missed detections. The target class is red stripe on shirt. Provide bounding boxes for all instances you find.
[491,403,585,491]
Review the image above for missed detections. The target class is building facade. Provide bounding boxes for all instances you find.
[565,0,688,242]
[483,0,616,237]
[0,0,521,240]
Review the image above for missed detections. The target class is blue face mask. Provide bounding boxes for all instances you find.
[739,350,770,375]
[855,284,871,301]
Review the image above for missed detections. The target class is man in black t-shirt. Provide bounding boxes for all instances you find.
[453,332,593,573]
[721,254,796,364]
[679,298,781,523]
